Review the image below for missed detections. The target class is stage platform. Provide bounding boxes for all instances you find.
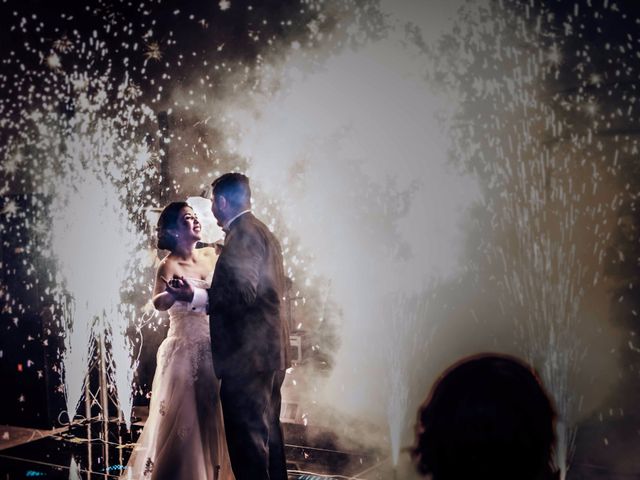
[0,419,395,479]
[2,419,636,479]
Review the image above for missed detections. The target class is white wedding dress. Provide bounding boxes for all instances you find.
[123,276,234,480]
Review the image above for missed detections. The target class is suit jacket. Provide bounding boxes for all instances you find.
[208,212,291,377]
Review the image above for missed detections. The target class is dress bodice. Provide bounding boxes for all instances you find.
[167,275,211,339]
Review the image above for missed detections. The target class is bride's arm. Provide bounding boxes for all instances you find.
[152,261,176,311]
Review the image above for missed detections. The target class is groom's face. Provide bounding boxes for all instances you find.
[211,193,226,226]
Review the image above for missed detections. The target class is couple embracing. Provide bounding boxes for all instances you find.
[124,173,291,480]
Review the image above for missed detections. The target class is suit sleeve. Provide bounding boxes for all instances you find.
[210,227,265,312]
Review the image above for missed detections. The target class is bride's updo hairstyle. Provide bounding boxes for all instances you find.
[156,201,190,251]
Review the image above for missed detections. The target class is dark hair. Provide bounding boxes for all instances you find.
[412,354,556,480]
[156,201,190,251]
[211,172,251,210]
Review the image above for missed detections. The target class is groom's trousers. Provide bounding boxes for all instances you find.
[220,369,287,480]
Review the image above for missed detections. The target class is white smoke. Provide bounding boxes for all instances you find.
[218,30,480,428]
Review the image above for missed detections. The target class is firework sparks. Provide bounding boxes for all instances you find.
[46,52,61,70]
[144,41,162,61]
[1,200,17,216]
[53,35,73,53]
[386,293,432,466]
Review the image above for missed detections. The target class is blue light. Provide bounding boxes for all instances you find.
[25,471,46,477]
[298,476,335,480]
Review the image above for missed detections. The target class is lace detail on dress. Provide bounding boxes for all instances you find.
[143,457,154,476]
[189,340,211,383]
[157,326,212,385]
[178,425,191,441]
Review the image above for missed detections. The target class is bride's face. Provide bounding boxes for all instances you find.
[177,206,202,241]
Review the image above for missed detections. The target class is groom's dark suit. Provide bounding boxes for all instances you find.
[208,211,291,480]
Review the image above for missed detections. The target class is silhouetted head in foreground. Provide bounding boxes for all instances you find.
[412,354,559,480]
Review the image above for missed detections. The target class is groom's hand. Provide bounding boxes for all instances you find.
[161,275,194,302]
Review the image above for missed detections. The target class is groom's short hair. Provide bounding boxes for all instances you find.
[212,173,251,209]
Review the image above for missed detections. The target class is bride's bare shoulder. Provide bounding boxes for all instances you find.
[156,253,178,277]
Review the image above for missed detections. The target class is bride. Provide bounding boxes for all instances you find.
[123,201,234,480]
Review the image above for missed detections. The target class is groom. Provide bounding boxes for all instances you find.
[173,172,291,479]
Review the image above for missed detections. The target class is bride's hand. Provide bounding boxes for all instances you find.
[161,275,195,302]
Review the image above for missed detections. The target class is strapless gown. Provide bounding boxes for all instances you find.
[123,277,234,480]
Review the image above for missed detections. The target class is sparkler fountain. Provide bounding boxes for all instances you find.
[51,166,141,426]
[386,293,432,472]
[47,88,157,431]
[438,1,633,476]
[0,23,160,437]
